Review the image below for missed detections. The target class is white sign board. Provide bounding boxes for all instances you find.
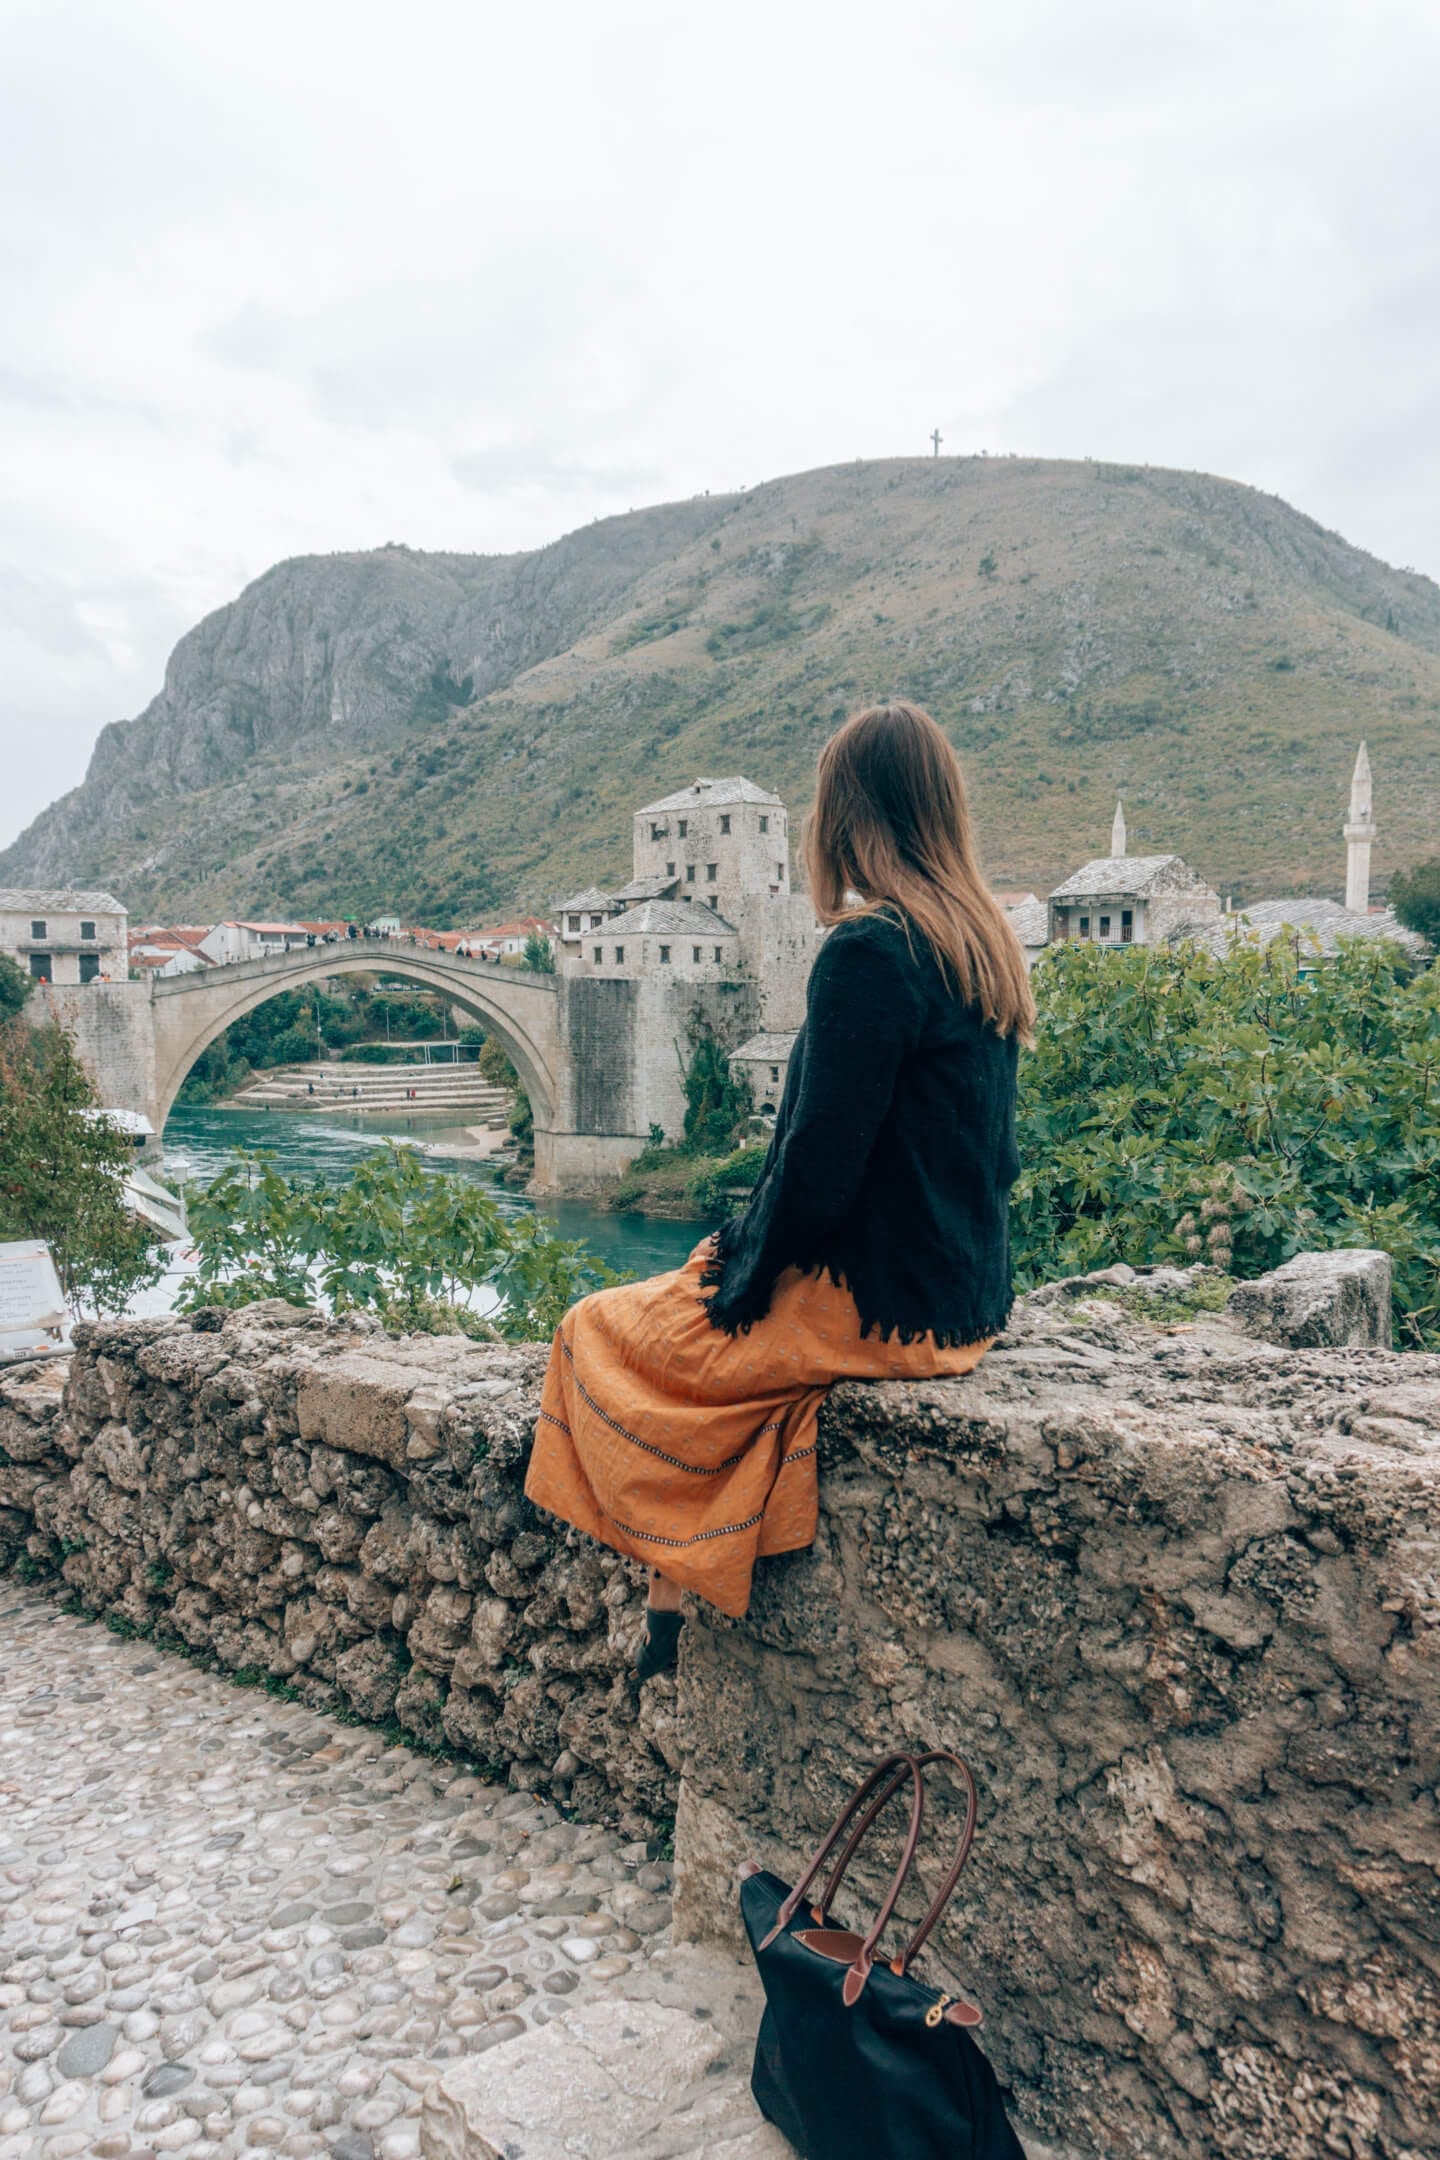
[0,1240,69,1363]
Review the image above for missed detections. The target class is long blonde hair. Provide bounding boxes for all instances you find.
[804,701,1036,1042]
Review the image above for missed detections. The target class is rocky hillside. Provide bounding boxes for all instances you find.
[7,456,1440,921]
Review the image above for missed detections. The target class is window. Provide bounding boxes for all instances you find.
[1079,915,1091,938]
[685,864,695,883]
[678,819,688,838]
[770,1065,780,1082]
[1121,909,1134,943]
[79,953,100,983]
[708,897,718,911]
[651,822,665,840]
[593,945,602,963]
[659,945,671,964]
[706,862,717,881]
[80,920,96,940]
[614,946,625,963]
[30,920,45,939]
[1099,915,1111,939]
[719,813,731,834]
[568,915,581,933]
[28,953,51,981]
[759,815,769,833]
[692,945,702,963]
[666,861,675,876]
[776,863,784,881]
[713,945,723,962]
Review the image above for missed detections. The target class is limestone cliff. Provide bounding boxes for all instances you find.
[6,457,1440,921]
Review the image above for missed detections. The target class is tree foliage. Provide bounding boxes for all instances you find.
[0,955,33,1022]
[682,1019,753,1155]
[0,1022,164,1315]
[477,1035,517,1088]
[178,1144,622,1339]
[523,929,556,974]
[1012,937,1440,1346]
[1391,860,1440,946]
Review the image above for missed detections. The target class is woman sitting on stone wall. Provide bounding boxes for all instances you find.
[525,702,1034,1676]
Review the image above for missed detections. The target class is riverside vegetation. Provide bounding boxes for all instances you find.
[3,935,1436,1346]
[0,990,164,1316]
[9,457,1440,922]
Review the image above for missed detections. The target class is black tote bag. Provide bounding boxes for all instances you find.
[739,1749,1026,2160]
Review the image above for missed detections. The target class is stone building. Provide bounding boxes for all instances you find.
[556,775,817,1031]
[729,1029,797,1117]
[631,775,791,917]
[1048,800,1223,948]
[1004,893,1050,968]
[554,886,621,962]
[582,897,742,981]
[0,886,127,985]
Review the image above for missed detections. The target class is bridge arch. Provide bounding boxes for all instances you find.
[149,946,563,1134]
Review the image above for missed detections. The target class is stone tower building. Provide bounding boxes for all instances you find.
[1344,742,1376,915]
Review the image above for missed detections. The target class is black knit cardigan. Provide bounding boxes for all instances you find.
[702,910,1021,1345]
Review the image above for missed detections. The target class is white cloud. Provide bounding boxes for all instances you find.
[1,0,1438,843]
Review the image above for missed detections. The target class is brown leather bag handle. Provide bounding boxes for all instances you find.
[813,1757,921,1923]
[892,1749,979,1975]
[816,1749,979,1990]
[758,1752,925,1958]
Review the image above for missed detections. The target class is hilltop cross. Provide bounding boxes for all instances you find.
[930,428,942,458]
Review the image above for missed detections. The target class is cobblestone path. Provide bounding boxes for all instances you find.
[0,1587,774,2160]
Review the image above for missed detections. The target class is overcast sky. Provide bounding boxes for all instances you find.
[3,0,1439,845]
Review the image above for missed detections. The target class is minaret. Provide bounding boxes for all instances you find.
[1111,799,1127,857]
[1344,743,1375,914]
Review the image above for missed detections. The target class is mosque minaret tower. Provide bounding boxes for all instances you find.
[1111,799,1127,856]
[1344,743,1376,915]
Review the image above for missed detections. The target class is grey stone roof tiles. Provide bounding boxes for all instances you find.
[605,898,739,936]
[0,887,126,914]
[1202,898,1427,959]
[1049,855,1185,900]
[731,1031,799,1062]
[636,776,783,815]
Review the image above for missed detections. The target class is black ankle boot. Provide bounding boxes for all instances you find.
[636,1607,684,1680]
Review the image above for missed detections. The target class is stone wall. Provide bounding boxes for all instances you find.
[2,1259,1437,2160]
[28,980,157,1133]
[672,1261,1440,2160]
[0,1308,677,1838]
[547,970,758,1185]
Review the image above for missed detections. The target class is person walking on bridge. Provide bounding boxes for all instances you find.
[526,704,1033,1676]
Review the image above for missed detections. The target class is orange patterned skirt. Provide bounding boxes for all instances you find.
[525,1240,992,1618]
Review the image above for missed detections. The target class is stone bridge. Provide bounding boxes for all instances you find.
[149,946,563,1134]
[33,940,758,1190]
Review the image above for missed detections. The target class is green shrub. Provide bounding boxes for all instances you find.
[1013,936,1439,1347]
[0,1021,164,1315]
[683,1021,753,1155]
[686,1144,768,1213]
[337,1042,424,1065]
[1391,860,1440,946]
[0,955,33,1021]
[178,1143,623,1339]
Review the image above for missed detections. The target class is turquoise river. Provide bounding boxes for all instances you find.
[160,1104,705,1290]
